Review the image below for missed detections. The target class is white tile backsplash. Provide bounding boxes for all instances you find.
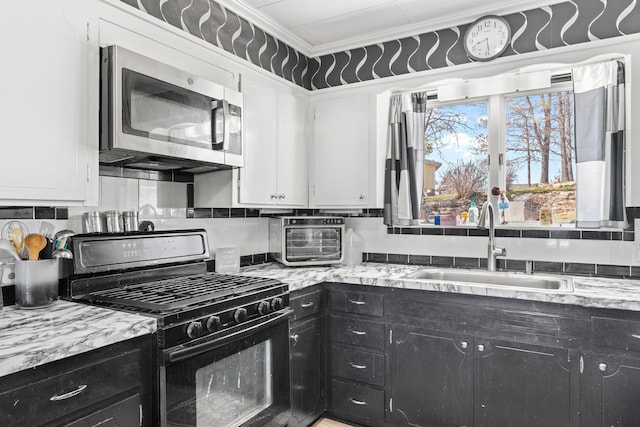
[100,176,138,212]
[138,180,187,219]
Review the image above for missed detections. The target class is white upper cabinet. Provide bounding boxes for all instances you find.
[275,90,308,206]
[0,0,98,206]
[310,94,371,207]
[197,72,308,208]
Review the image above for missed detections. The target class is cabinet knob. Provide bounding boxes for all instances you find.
[359,194,365,200]
[598,363,607,372]
[278,194,286,199]
[477,344,485,352]
[270,194,277,199]
[460,341,468,349]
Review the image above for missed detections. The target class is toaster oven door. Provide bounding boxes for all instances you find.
[284,226,343,265]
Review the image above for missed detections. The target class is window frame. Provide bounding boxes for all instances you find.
[422,79,577,227]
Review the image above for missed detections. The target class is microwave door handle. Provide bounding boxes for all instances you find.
[211,100,230,150]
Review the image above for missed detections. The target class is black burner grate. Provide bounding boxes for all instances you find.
[84,273,278,312]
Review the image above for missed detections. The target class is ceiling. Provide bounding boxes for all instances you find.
[219,0,563,56]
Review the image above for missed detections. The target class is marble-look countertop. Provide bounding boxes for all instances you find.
[0,300,156,378]
[238,262,640,311]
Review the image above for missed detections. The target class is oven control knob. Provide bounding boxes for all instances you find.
[186,321,203,339]
[258,301,272,315]
[270,297,283,311]
[234,307,248,324]
[205,315,221,332]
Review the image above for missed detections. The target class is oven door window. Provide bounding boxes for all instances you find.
[122,69,216,149]
[195,340,271,426]
[164,320,290,427]
[285,227,342,263]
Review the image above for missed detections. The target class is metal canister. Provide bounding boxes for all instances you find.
[82,211,105,233]
[122,211,139,233]
[104,211,123,233]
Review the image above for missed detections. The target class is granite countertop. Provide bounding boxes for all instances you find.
[0,300,157,378]
[238,262,640,311]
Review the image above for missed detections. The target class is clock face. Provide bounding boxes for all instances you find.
[464,16,511,61]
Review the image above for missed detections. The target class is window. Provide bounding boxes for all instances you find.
[421,81,576,226]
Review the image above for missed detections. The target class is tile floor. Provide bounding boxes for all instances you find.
[312,418,353,427]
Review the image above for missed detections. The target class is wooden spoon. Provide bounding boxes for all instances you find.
[9,228,24,256]
[24,233,47,261]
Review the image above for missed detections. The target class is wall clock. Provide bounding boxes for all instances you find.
[463,15,511,61]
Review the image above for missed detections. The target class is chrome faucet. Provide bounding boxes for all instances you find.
[477,201,506,272]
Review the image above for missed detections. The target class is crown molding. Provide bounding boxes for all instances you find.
[219,0,567,58]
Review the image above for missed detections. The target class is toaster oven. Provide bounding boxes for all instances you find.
[269,217,344,266]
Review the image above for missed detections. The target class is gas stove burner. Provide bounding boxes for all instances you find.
[83,273,280,312]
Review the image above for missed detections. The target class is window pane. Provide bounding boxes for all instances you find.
[505,91,576,223]
[422,101,489,224]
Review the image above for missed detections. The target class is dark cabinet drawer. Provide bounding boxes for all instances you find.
[330,316,385,351]
[65,393,141,427]
[330,289,383,317]
[330,379,384,426]
[592,317,640,351]
[0,348,143,426]
[330,345,384,387]
[291,288,323,322]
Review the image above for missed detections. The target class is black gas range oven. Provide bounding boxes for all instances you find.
[60,229,292,427]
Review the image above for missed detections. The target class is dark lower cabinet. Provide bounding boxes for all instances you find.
[290,286,326,427]
[387,325,473,427]
[473,340,580,427]
[65,394,142,427]
[290,315,325,427]
[0,335,152,427]
[587,352,640,427]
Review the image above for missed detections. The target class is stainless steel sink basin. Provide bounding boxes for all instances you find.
[403,269,573,292]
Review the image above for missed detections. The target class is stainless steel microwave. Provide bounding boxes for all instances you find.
[100,45,243,173]
[269,217,344,266]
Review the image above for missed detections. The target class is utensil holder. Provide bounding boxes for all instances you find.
[15,259,59,309]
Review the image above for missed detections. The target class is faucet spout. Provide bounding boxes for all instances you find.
[477,202,506,272]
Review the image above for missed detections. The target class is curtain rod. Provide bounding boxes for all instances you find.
[393,71,573,98]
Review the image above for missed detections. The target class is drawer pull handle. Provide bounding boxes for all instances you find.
[50,384,87,401]
[348,299,366,305]
[349,397,367,406]
[301,302,315,308]
[350,330,367,336]
[632,334,640,340]
[349,362,367,369]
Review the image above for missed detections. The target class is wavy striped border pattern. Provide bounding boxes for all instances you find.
[121,0,313,89]
[121,0,640,90]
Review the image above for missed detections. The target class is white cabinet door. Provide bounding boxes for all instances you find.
[276,91,308,207]
[0,0,96,205]
[311,95,370,207]
[238,74,279,205]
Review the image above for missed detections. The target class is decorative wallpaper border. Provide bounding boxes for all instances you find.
[120,0,313,89]
[310,0,640,89]
[121,0,640,90]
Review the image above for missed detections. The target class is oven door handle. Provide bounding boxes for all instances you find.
[166,308,293,363]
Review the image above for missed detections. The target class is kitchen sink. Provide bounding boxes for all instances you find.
[403,268,573,292]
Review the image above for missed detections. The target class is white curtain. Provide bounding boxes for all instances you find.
[573,60,626,229]
[384,93,427,226]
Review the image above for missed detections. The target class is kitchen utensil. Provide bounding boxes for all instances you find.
[53,229,75,250]
[2,221,28,258]
[39,221,55,240]
[82,211,105,233]
[122,211,139,232]
[51,248,73,259]
[0,239,20,260]
[24,234,47,261]
[15,259,58,308]
[104,210,123,233]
